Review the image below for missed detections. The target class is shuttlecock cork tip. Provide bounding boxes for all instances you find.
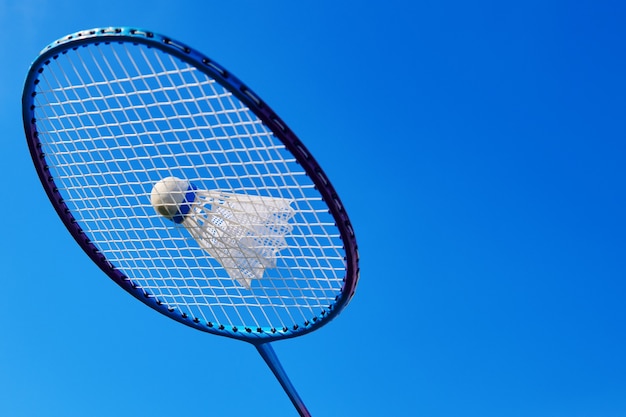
[150,176,194,222]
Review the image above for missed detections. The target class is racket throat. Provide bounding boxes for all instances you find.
[255,342,311,417]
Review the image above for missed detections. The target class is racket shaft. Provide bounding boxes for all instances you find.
[255,342,311,417]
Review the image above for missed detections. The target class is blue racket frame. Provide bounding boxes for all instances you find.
[23,27,359,416]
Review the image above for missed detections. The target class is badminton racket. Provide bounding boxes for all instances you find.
[22,27,359,416]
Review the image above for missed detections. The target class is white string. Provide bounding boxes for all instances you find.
[33,41,346,331]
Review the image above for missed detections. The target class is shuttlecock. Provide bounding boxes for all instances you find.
[150,176,294,289]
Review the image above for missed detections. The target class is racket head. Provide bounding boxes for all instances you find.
[22,27,359,343]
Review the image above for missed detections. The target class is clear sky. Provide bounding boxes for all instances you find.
[2,1,625,416]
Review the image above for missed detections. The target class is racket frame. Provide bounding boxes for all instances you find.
[22,26,359,344]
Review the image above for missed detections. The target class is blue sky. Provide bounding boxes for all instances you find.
[2,1,625,416]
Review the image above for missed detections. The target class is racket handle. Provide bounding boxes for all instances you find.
[255,342,311,417]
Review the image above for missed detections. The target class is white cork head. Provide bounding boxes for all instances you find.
[150,176,192,220]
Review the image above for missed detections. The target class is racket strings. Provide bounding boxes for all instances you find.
[32,41,346,331]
